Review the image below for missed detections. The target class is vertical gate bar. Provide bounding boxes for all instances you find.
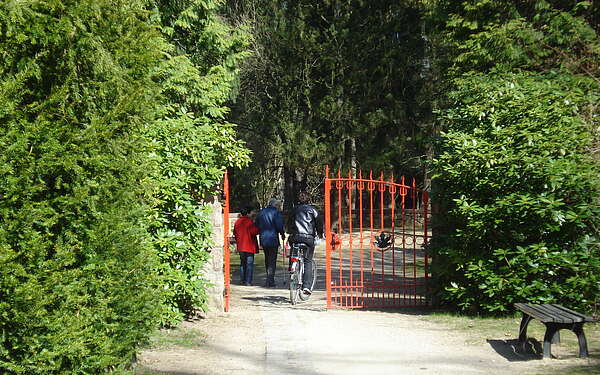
[369,170,375,306]
[325,166,332,309]
[390,174,397,306]
[390,174,396,281]
[223,170,230,313]
[344,279,347,307]
[412,178,417,306]
[347,170,354,306]
[401,176,406,303]
[379,172,385,284]
[337,169,343,304]
[423,191,429,305]
[379,172,385,230]
[359,170,365,307]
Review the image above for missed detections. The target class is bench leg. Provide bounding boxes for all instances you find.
[573,323,589,358]
[518,314,533,351]
[543,323,561,359]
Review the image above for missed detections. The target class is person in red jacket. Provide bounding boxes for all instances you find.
[233,206,260,286]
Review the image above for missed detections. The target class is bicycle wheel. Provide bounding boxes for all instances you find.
[298,260,316,301]
[289,262,300,305]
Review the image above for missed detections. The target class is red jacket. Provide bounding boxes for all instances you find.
[233,216,260,254]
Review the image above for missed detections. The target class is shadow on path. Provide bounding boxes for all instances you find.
[486,338,542,362]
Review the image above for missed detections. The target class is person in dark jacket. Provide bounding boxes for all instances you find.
[233,206,260,286]
[255,198,285,287]
[288,191,323,294]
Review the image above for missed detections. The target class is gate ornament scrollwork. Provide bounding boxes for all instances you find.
[373,231,394,252]
[399,185,408,196]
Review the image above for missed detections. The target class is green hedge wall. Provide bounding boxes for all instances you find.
[0,1,164,373]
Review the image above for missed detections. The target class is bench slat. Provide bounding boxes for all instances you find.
[544,304,577,323]
[515,303,555,322]
[530,304,561,322]
[551,304,596,323]
[514,303,596,323]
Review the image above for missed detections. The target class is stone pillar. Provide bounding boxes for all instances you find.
[199,194,225,317]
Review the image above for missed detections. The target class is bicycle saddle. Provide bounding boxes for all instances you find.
[292,243,309,250]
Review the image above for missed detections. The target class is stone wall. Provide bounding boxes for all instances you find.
[200,194,225,317]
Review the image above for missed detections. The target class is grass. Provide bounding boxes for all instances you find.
[144,326,207,350]
[423,312,600,374]
[134,324,208,375]
[229,247,279,284]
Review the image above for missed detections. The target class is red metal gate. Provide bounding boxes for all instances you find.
[324,167,430,309]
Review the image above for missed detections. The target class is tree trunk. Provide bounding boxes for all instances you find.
[283,164,295,215]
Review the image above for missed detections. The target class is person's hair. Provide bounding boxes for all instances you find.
[268,198,280,208]
[298,191,310,204]
[240,205,253,216]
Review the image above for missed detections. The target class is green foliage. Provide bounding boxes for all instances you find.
[431,72,600,313]
[149,0,251,325]
[430,0,600,77]
[228,0,432,209]
[0,0,165,373]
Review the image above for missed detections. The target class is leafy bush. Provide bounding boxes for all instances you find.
[431,72,600,313]
[148,118,228,324]
[0,1,165,373]
[149,0,250,325]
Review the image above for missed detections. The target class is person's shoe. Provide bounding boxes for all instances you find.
[302,288,312,295]
[266,283,276,288]
[245,282,252,286]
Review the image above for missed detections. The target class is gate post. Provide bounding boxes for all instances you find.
[223,170,230,312]
[324,166,332,309]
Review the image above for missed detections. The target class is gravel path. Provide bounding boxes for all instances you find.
[139,268,549,375]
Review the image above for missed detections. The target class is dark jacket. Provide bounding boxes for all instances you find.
[288,204,323,245]
[256,206,285,248]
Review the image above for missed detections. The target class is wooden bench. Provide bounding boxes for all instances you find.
[514,303,597,359]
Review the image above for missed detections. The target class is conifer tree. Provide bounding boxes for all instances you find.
[0,1,165,372]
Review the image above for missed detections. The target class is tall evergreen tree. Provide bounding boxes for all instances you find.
[226,0,432,210]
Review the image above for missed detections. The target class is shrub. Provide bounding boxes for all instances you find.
[0,1,165,373]
[431,72,600,313]
[149,0,250,325]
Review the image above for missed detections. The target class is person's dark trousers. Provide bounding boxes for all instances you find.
[239,252,255,285]
[302,244,315,291]
[263,246,278,286]
[290,234,315,291]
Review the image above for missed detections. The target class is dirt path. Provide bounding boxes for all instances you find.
[138,255,558,375]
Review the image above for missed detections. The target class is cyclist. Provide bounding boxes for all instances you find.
[287,191,323,295]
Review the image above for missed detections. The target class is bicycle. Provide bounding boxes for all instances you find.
[288,242,317,305]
